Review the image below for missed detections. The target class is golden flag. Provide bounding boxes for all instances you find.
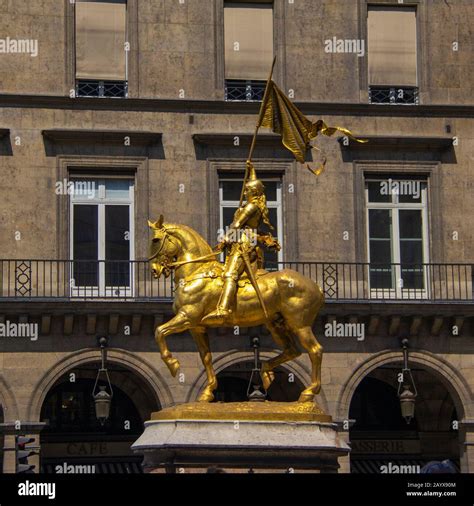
[258,81,367,174]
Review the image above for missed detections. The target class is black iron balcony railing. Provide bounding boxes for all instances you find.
[76,80,128,98]
[369,86,419,105]
[224,79,266,102]
[0,260,473,303]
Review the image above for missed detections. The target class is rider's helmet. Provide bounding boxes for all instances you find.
[244,161,265,197]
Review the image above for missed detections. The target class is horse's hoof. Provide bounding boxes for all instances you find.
[298,392,315,403]
[166,358,180,377]
[198,391,214,402]
[261,370,275,391]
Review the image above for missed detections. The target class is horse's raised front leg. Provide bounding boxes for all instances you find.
[260,321,301,391]
[191,327,217,402]
[155,311,192,377]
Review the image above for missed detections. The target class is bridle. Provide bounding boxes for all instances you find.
[148,230,173,261]
[148,228,221,270]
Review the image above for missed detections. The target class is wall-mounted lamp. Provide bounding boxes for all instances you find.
[92,336,113,425]
[397,339,418,424]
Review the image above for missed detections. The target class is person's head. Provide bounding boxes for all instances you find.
[420,460,457,474]
[244,178,265,201]
[244,161,265,201]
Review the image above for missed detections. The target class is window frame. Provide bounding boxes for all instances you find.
[69,177,135,298]
[357,0,426,104]
[353,162,441,264]
[365,177,430,299]
[215,0,286,98]
[66,0,139,98]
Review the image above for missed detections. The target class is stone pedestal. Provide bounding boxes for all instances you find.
[132,402,350,473]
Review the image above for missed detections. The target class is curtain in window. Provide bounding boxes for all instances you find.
[224,2,273,80]
[75,0,127,80]
[368,7,417,86]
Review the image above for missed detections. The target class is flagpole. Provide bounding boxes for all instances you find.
[239,55,277,206]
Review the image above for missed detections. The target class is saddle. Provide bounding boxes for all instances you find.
[183,263,269,287]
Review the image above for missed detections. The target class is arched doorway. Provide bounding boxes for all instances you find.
[214,360,305,402]
[39,362,159,473]
[349,365,460,473]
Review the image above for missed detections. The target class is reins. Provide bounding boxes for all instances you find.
[148,231,222,269]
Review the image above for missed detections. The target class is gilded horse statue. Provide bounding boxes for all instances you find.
[148,216,325,403]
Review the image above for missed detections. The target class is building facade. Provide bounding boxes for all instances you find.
[0,0,473,473]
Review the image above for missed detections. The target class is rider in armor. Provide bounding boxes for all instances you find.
[202,161,280,325]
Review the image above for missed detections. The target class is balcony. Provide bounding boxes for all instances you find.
[224,80,266,102]
[369,86,419,105]
[76,80,128,98]
[0,260,472,303]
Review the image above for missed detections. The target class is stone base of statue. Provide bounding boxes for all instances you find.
[132,401,350,473]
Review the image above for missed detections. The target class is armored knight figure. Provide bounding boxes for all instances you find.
[202,161,280,325]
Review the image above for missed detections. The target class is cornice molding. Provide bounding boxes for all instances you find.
[42,129,162,146]
[193,133,282,147]
[1,94,473,118]
[339,135,454,151]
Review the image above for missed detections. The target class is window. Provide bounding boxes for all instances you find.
[75,0,128,98]
[368,6,418,105]
[224,2,273,101]
[70,178,134,297]
[365,177,429,298]
[219,177,283,267]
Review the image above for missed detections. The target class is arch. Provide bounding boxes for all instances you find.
[0,372,19,420]
[337,350,472,422]
[27,348,174,421]
[186,349,329,412]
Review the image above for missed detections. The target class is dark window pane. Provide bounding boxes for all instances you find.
[401,268,424,289]
[73,205,98,287]
[261,182,277,201]
[400,238,424,290]
[369,209,392,239]
[367,181,391,202]
[222,181,244,201]
[399,210,422,239]
[369,240,393,288]
[370,265,394,289]
[222,206,237,228]
[369,240,392,264]
[105,205,130,286]
[400,240,423,264]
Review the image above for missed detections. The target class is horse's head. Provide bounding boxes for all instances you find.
[148,215,181,279]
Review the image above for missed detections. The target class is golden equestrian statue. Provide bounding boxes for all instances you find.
[148,213,324,403]
[201,161,281,326]
[148,58,366,405]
